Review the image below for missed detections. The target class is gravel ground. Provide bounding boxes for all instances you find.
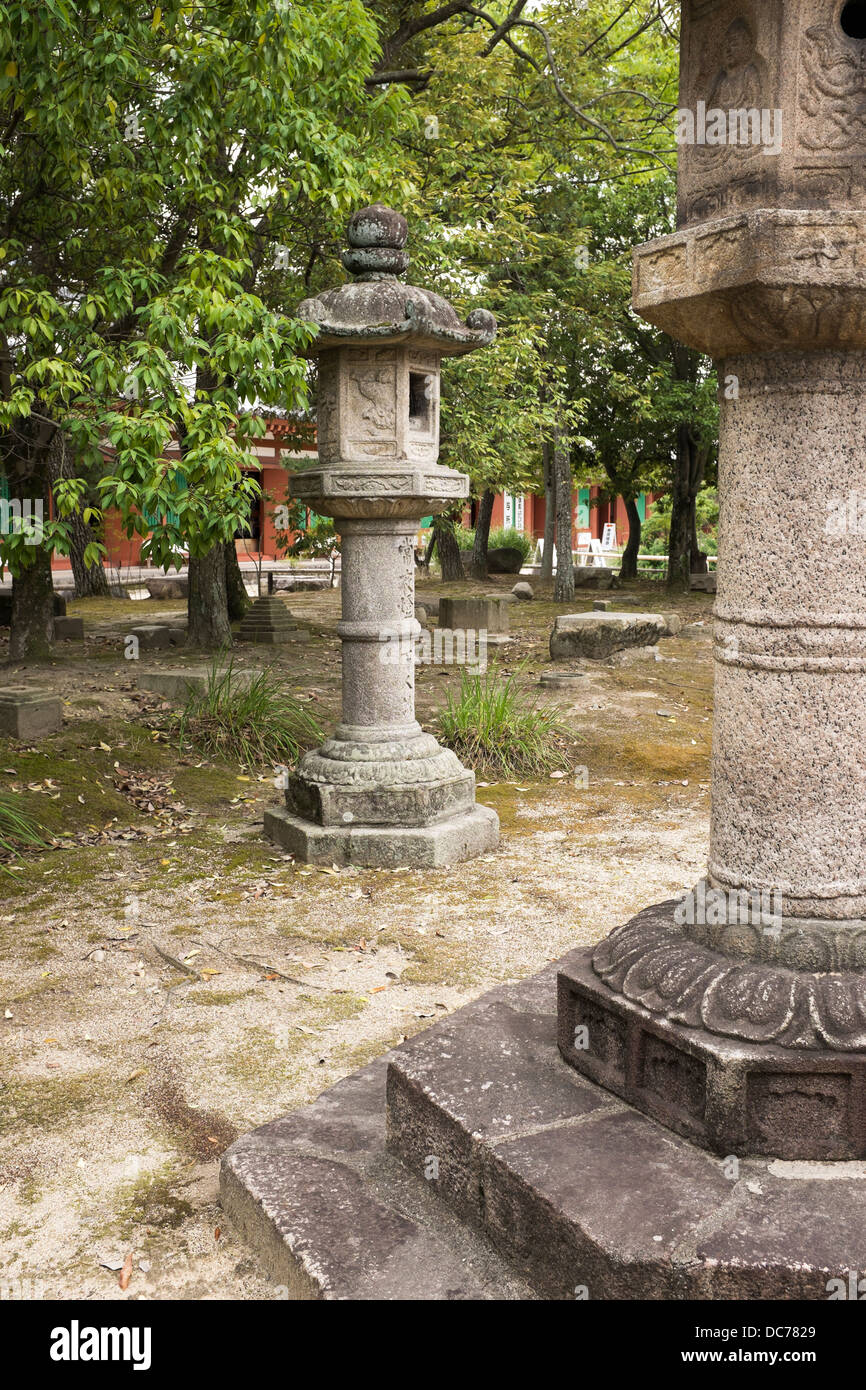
[0,577,714,1300]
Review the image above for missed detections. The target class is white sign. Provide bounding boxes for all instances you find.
[601,523,617,551]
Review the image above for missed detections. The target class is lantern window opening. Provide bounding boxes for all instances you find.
[840,1,866,39]
[409,373,433,432]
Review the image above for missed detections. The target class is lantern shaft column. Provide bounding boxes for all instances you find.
[557,199,866,1160]
[337,518,418,737]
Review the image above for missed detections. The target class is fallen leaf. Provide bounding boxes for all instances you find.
[118,1253,133,1290]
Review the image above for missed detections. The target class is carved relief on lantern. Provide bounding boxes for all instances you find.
[798,11,866,153]
[344,348,398,462]
[678,1,784,227]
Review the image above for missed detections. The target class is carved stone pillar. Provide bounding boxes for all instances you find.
[264,204,499,868]
[559,2,866,1159]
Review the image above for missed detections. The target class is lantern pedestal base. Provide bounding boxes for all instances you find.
[558,902,866,1162]
[263,802,498,869]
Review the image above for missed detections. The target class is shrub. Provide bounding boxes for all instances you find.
[488,526,532,564]
[435,665,575,778]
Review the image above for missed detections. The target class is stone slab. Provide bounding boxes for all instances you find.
[573,567,616,590]
[605,645,660,667]
[264,803,498,869]
[690,573,716,593]
[0,593,67,625]
[220,1059,535,1301]
[238,628,311,644]
[136,667,257,702]
[53,616,84,641]
[550,612,676,661]
[439,596,510,636]
[129,624,172,651]
[0,687,62,740]
[223,951,866,1299]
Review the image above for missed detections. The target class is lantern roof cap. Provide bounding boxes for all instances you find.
[297,204,496,357]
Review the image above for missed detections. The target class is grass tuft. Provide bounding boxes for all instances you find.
[0,795,48,870]
[176,659,323,769]
[435,665,575,778]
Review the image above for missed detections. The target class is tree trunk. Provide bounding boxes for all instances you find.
[188,546,232,648]
[689,504,708,574]
[541,439,555,583]
[667,422,708,592]
[10,545,54,662]
[223,540,250,619]
[469,488,495,581]
[621,497,641,581]
[552,421,574,603]
[68,509,109,597]
[433,511,464,583]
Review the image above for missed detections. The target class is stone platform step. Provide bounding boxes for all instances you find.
[220,1058,534,1300]
[222,954,866,1300]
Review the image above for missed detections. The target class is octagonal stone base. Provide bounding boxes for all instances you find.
[222,950,866,1300]
[558,927,866,1162]
[264,802,498,869]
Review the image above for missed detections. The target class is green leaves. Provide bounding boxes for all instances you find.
[0,0,403,574]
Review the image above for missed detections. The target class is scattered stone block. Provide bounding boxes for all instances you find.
[539,672,586,690]
[549,611,675,662]
[0,686,62,739]
[417,596,439,619]
[605,645,661,667]
[592,599,611,611]
[238,594,309,644]
[1,593,72,625]
[439,595,510,636]
[167,627,186,646]
[137,667,256,701]
[573,566,616,590]
[129,625,171,650]
[681,622,709,640]
[147,576,188,599]
[690,572,716,593]
[414,604,428,627]
[511,581,533,601]
[53,616,84,641]
[487,546,523,575]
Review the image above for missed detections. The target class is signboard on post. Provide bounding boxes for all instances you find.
[601,522,617,551]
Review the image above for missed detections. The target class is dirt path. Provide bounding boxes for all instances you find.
[0,578,714,1300]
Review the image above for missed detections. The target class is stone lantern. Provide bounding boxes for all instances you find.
[264,204,500,868]
[560,1,866,1159]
